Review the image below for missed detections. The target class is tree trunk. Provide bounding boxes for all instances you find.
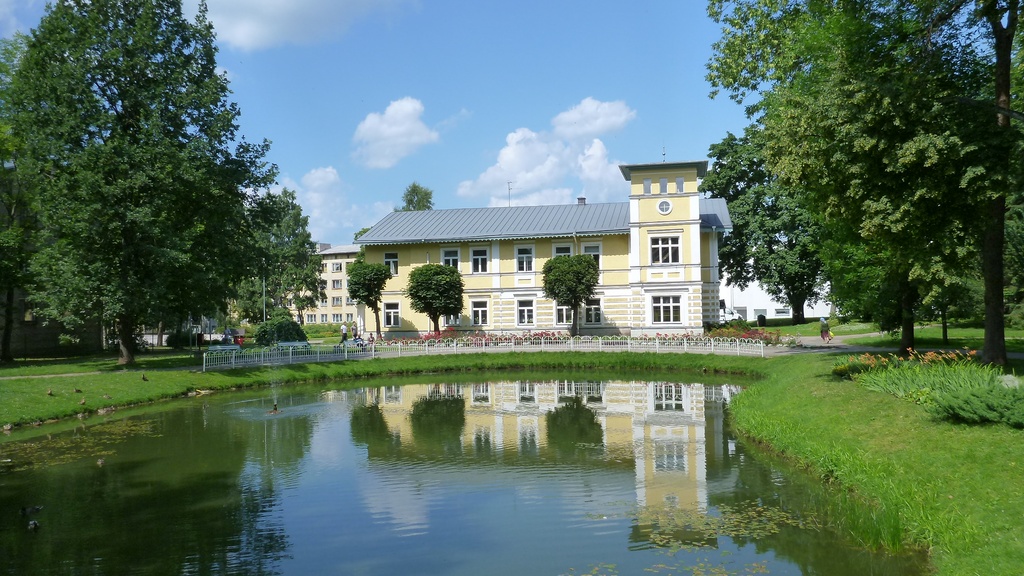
[981,195,1008,365]
[980,9,1013,365]
[1,286,14,363]
[431,315,440,335]
[156,320,164,347]
[372,307,383,339]
[899,283,915,358]
[570,308,580,337]
[788,294,806,325]
[117,316,136,366]
[941,306,949,346]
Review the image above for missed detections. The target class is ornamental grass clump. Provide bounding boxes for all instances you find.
[843,349,1024,428]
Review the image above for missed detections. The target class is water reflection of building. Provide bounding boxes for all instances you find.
[350,380,742,514]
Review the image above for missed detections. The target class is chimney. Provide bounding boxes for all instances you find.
[577,196,586,205]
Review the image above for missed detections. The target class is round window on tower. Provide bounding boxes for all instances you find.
[657,200,672,215]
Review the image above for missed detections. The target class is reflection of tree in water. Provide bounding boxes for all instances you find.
[410,397,465,457]
[545,397,603,460]
[0,406,294,575]
[350,404,401,457]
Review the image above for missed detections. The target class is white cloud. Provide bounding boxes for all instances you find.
[458,98,635,206]
[576,139,625,203]
[202,0,412,52]
[552,97,636,140]
[351,97,439,169]
[279,166,392,243]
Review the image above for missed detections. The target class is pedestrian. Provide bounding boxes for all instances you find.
[341,323,348,345]
[819,317,830,343]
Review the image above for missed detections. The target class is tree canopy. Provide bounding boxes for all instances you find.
[232,189,322,325]
[346,261,392,338]
[12,0,275,364]
[398,182,434,211]
[541,254,599,336]
[707,0,1018,361]
[0,34,28,363]
[405,263,464,335]
[701,126,825,325]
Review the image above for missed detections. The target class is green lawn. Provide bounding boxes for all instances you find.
[846,325,1024,353]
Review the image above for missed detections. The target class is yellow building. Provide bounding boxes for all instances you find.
[299,244,366,332]
[355,161,730,337]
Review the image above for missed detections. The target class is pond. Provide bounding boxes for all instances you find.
[0,376,928,575]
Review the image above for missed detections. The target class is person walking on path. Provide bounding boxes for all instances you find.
[819,317,832,343]
[341,324,348,346]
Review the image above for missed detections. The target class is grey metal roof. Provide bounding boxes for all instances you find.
[356,203,631,245]
[700,197,732,231]
[356,199,732,246]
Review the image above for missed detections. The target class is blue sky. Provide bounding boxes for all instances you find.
[3,0,751,245]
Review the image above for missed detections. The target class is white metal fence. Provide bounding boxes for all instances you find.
[201,336,765,372]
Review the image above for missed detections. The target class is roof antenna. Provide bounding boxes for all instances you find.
[507,181,514,207]
[662,146,666,162]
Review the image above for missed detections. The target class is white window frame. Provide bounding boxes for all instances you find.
[471,301,489,326]
[345,313,353,322]
[332,279,343,289]
[331,296,343,306]
[320,314,327,323]
[443,314,461,327]
[442,248,460,268]
[471,247,489,273]
[552,244,572,258]
[582,243,601,269]
[517,300,535,326]
[306,314,316,324]
[652,295,682,324]
[650,236,681,265]
[555,303,571,325]
[384,302,400,327]
[516,245,534,272]
[384,252,399,275]
[331,314,342,323]
[584,298,601,324]
[331,262,343,273]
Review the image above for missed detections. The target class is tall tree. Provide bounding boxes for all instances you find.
[0,35,28,363]
[12,0,275,365]
[707,0,1010,359]
[397,182,434,211]
[346,261,392,339]
[541,254,599,336]
[405,263,464,335]
[232,189,323,325]
[701,127,826,324]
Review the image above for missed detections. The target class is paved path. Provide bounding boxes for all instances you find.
[768,334,1024,360]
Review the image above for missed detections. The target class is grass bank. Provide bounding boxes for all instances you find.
[3,349,1024,573]
[0,351,757,427]
[730,353,1024,575]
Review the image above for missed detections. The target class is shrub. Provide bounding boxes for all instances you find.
[165,331,192,349]
[253,310,307,346]
[856,362,1000,404]
[928,385,1024,428]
